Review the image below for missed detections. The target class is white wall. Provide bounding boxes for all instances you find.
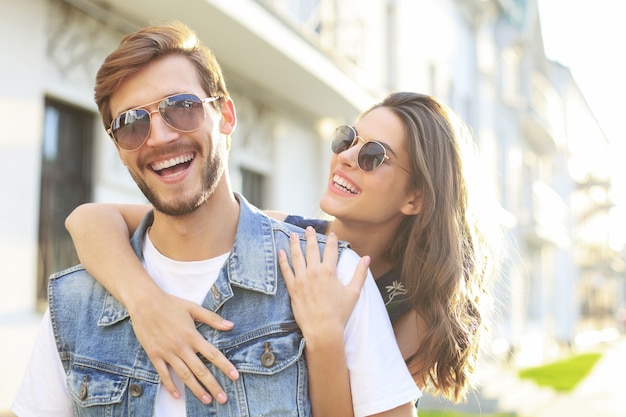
[0,0,48,410]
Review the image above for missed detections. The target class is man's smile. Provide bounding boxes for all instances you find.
[150,152,195,177]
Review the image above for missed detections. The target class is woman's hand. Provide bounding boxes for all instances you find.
[65,203,240,403]
[279,226,370,338]
[127,288,239,404]
[279,226,370,416]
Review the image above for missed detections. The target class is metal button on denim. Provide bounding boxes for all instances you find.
[261,342,275,367]
[129,384,143,397]
[78,385,88,400]
[211,286,221,301]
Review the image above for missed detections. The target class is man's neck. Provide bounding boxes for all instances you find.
[148,187,240,261]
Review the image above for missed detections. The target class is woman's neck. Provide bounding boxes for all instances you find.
[328,220,394,279]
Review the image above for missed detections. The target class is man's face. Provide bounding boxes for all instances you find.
[108,55,234,216]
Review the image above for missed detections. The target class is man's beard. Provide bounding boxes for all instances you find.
[130,143,226,217]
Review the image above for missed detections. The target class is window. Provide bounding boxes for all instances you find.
[241,168,266,209]
[37,98,94,302]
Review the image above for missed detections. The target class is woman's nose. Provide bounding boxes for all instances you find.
[336,140,361,169]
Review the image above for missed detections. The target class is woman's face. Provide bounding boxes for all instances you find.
[319,106,420,227]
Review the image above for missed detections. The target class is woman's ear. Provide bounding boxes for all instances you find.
[401,189,422,216]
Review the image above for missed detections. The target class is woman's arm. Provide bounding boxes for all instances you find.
[280,227,418,416]
[65,203,149,307]
[263,210,288,221]
[65,203,239,404]
[279,227,369,417]
[393,309,428,389]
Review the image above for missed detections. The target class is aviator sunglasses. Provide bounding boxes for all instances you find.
[108,93,219,151]
[330,125,411,174]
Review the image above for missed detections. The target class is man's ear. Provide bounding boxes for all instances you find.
[401,189,422,216]
[219,98,237,134]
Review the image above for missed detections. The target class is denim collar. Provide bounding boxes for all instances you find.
[98,192,278,326]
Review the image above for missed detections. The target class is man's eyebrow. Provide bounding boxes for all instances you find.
[115,92,181,115]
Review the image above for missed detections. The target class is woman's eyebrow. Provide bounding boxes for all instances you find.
[355,129,400,157]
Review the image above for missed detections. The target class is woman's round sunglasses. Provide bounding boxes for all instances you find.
[108,93,218,151]
[330,125,411,174]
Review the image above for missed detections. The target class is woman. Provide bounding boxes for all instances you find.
[66,91,498,410]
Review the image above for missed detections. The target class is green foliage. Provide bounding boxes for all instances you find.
[517,352,602,392]
[419,352,603,416]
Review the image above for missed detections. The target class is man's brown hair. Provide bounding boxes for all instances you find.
[95,21,229,131]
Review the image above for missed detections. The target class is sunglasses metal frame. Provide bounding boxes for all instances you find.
[108,93,218,151]
[331,125,411,174]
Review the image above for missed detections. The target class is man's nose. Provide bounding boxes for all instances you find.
[144,109,180,146]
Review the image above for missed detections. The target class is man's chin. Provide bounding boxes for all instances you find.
[148,194,202,217]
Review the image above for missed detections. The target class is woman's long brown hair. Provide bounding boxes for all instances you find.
[365,92,498,402]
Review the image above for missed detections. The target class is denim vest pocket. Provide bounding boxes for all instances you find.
[67,363,128,410]
[219,325,311,416]
[225,323,305,374]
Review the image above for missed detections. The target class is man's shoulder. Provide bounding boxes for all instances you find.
[271,216,307,235]
[270,218,341,245]
[48,263,108,302]
[48,263,87,281]
[248,209,307,238]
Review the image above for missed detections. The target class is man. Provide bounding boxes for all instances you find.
[13,21,419,416]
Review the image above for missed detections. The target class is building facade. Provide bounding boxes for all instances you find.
[1,0,622,411]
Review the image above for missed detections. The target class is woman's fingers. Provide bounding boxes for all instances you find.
[288,230,307,277]
[279,248,295,284]
[321,230,339,269]
[191,306,235,331]
[163,350,221,404]
[304,226,323,269]
[190,330,240,383]
[130,293,237,404]
[280,226,367,332]
[190,307,239,381]
[281,227,329,289]
[151,358,180,400]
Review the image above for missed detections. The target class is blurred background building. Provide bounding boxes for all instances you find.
[1,0,624,412]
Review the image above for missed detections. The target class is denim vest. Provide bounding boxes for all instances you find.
[49,193,346,417]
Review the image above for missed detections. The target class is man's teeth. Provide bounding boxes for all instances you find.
[333,175,359,194]
[151,153,193,171]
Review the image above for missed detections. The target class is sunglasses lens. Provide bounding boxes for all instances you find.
[111,109,151,150]
[358,141,386,171]
[331,126,356,154]
[110,94,207,151]
[159,94,205,132]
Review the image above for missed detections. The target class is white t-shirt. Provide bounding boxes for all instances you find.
[13,235,420,417]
